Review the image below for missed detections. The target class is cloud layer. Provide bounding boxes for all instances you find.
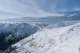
[0,0,80,19]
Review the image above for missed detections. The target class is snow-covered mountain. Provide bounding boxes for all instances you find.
[0,23,41,51]
[0,0,80,53]
[0,21,78,52]
[4,22,80,53]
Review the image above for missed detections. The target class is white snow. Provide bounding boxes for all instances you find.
[11,22,80,53]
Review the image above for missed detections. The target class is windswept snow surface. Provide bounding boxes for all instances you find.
[10,22,80,53]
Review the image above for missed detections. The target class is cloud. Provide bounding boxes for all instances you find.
[0,0,65,19]
[34,0,80,12]
[0,0,80,19]
[74,8,80,11]
[0,0,44,19]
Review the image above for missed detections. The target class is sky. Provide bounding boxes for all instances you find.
[0,0,80,19]
[35,0,80,12]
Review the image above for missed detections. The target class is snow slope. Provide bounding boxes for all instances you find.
[0,21,78,52]
[8,22,80,53]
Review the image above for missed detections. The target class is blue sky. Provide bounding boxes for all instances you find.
[0,0,80,19]
[35,0,80,12]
